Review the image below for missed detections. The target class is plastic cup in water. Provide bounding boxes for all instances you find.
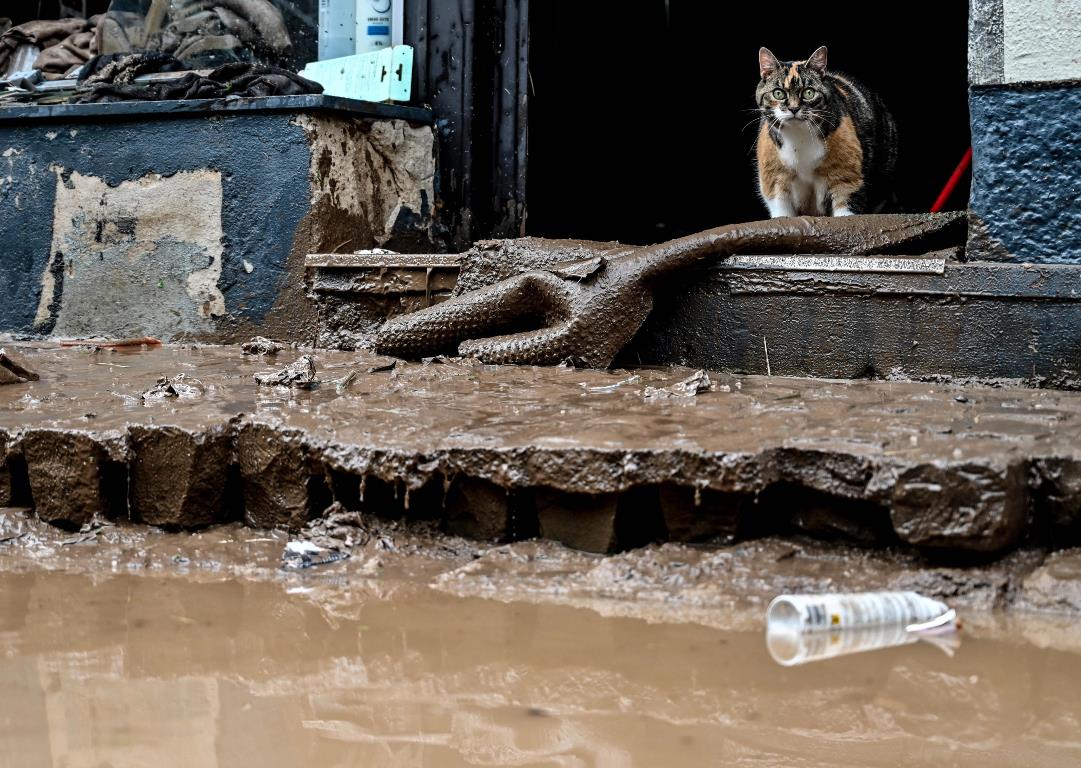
[766,591,957,666]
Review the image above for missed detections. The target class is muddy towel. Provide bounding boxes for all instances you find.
[74,60,322,103]
[374,214,968,368]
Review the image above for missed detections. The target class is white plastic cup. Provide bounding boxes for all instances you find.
[767,622,919,666]
[766,592,955,667]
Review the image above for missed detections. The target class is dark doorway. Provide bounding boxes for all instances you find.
[527,2,971,244]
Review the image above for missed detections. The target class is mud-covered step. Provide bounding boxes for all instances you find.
[2,343,1081,555]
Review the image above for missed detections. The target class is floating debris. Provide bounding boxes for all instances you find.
[58,519,113,547]
[0,348,39,385]
[584,375,641,394]
[281,503,397,569]
[334,371,357,395]
[254,355,318,388]
[242,337,286,356]
[766,591,959,666]
[367,359,398,373]
[141,374,205,401]
[643,369,713,400]
[59,337,161,348]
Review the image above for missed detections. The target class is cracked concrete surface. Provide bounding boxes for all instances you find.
[2,346,1081,562]
[1,344,1081,559]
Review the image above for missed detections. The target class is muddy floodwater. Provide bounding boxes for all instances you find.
[2,564,1080,767]
[4,343,1081,765]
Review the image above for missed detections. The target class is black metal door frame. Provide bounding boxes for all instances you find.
[404,0,529,248]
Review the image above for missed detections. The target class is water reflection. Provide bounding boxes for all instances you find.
[0,571,1079,767]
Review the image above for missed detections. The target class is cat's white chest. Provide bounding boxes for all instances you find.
[777,121,826,180]
[776,120,828,214]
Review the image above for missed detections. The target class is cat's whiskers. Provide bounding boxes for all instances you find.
[801,110,828,142]
[740,115,766,135]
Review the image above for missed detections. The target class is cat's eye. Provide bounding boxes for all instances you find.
[772,88,786,100]
[802,87,817,100]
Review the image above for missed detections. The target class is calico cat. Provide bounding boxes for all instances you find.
[755,46,897,217]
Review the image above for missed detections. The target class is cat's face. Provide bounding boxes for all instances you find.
[756,46,829,125]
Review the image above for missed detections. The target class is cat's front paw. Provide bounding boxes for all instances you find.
[833,207,855,217]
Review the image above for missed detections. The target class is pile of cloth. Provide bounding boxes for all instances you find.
[99,0,292,67]
[1,0,295,80]
[72,54,321,103]
[0,17,101,80]
[1,1,320,106]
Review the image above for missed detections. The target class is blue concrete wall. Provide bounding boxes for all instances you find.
[0,114,311,335]
[969,84,1081,265]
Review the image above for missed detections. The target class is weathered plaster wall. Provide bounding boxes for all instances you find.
[35,169,227,338]
[1002,0,1081,84]
[0,116,310,340]
[968,0,1081,264]
[970,0,1081,86]
[0,110,438,342]
[296,116,439,254]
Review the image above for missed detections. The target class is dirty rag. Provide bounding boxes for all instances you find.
[0,17,102,79]
[73,60,322,103]
[78,51,186,84]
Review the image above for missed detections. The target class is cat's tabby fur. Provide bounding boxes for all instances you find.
[755,46,897,217]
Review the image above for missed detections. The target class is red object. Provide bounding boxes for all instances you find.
[930,147,973,213]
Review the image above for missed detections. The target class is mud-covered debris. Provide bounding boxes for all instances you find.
[334,371,357,395]
[282,503,373,568]
[254,355,317,387]
[374,214,966,367]
[367,359,397,373]
[644,370,713,400]
[301,503,372,552]
[281,542,349,570]
[281,502,401,569]
[0,348,39,385]
[585,375,641,394]
[141,374,205,401]
[59,519,113,546]
[242,337,286,356]
[551,255,607,281]
[59,337,161,349]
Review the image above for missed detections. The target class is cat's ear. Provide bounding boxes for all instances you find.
[759,47,782,78]
[806,46,828,73]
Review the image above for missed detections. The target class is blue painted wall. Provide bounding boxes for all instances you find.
[0,114,311,334]
[969,83,1081,264]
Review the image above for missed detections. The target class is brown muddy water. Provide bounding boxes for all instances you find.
[2,565,1081,767]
